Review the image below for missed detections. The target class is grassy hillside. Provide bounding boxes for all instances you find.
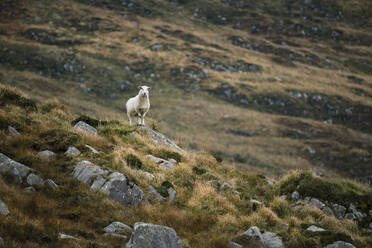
[0,0,372,182]
[1,85,372,248]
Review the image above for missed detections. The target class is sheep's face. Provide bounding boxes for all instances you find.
[138,86,151,98]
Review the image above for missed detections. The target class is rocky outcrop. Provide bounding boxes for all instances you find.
[243,226,285,248]
[0,199,10,216]
[141,127,184,153]
[74,121,97,135]
[126,223,184,248]
[148,186,166,202]
[72,160,147,206]
[147,155,175,170]
[0,153,32,181]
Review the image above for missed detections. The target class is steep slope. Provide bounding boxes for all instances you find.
[0,0,372,183]
[1,85,372,247]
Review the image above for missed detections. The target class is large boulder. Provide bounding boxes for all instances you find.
[74,121,97,135]
[0,153,32,181]
[126,223,184,248]
[141,127,184,153]
[0,199,10,216]
[324,241,356,248]
[243,226,285,248]
[72,161,146,206]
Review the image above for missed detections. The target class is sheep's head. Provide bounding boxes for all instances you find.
[138,85,151,98]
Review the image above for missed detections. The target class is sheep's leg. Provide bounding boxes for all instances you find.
[137,115,142,126]
[141,112,147,126]
[127,112,133,126]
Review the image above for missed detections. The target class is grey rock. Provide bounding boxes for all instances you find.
[167,188,177,203]
[307,225,326,232]
[0,153,32,179]
[126,223,184,248]
[148,186,166,202]
[141,127,184,153]
[58,233,78,240]
[104,221,133,234]
[74,121,97,135]
[220,182,232,191]
[44,179,58,190]
[0,199,10,216]
[26,173,44,186]
[147,155,175,171]
[322,206,335,217]
[291,191,300,201]
[313,168,324,177]
[324,241,356,248]
[24,186,36,193]
[261,232,285,248]
[104,233,127,239]
[332,204,346,220]
[229,241,242,248]
[85,144,99,154]
[243,226,284,248]
[250,199,262,205]
[168,158,177,164]
[345,213,356,221]
[65,146,81,157]
[309,198,325,209]
[349,204,364,222]
[369,222,372,229]
[73,161,146,206]
[142,171,155,180]
[8,126,20,136]
[37,150,56,160]
[0,236,3,246]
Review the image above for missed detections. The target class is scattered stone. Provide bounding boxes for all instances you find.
[125,223,184,248]
[322,206,335,217]
[168,158,177,164]
[73,161,147,206]
[104,222,133,234]
[266,179,274,186]
[309,198,325,209]
[0,153,32,179]
[0,199,10,216]
[324,241,356,248]
[141,127,184,153]
[141,171,155,180]
[0,236,3,246]
[291,191,300,201]
[345,213,357,221]
[24,186,36,193]
[8,126,20,136]
[243,226,285,248]
[307,225,326,232]
[65,146,81,157]
[220,182,232,191]
[332,203,346,220]
[146,155,175,170]
[229,241,242,248]
[37,150,56,160]
[74,121,97,135]
[349,203,364,222]
[26,173,44,186]
[44,179,58,190]
[148,186,166,202]
[250,199,262,205]
[167,188,177,203]
[58,233,78,240]
[85,144,100,154]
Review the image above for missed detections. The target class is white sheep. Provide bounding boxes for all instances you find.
[126,86,151,126]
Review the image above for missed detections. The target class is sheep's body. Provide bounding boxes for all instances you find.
[126,86,151,126]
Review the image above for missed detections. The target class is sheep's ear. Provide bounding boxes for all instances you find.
[148,87,151,90]
[138,86,142,89]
